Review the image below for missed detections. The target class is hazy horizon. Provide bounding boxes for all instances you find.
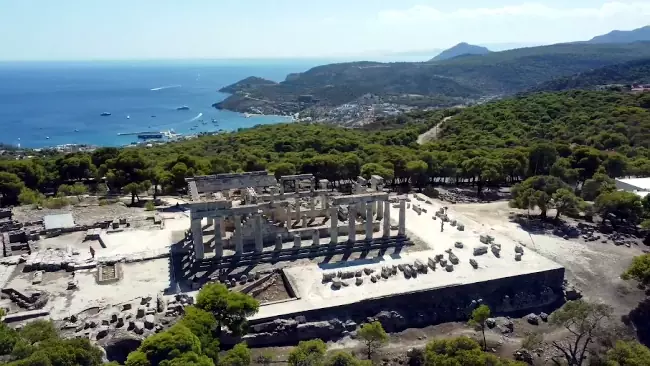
[1,0,649,61]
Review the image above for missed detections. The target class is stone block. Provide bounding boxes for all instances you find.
[486,318,496,328]
[110,313,118,323]
[473,246,488,256]
[427,257,436,270]
[445,264,454,272]
[363,267,374,275]
[122,303,132,311]
[133,321,145,334]
[448,253,459,265]
[32,271,43,285]
[457,224,465,231]
[136,306,145,318]
[96,326,109,340]
[144,315,155,329]
[526,313,539,325]
[332,278,342,289]
[356,277,363,286]
[454,241,464,249]
[116,316,125,328]
[439,258,447,267]
[141,296,152,305]
[371,275,378,283]
[515,245,524,254]
[515,253,522,261]
[469,259,478,269]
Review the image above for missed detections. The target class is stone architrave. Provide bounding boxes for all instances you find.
[365,204,374,241]
[329,206,338,244]
[348,206,357,243]
[191,219,204,260]
[254,214,264,253]
[214,218,223,258]
[293,234,301,248]
[398,199,406,236]
[275,233,283,251]
[234,215,243,254]
[312,230,319,246]
[383,200,391,237]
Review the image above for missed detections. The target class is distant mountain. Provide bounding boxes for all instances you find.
[531,58,650,92]
[430,43,490,62]
[219,76,277,94]
[214,42,650,115]
[587,25,650,43]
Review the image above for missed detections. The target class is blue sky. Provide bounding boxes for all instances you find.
[1,0,649,61]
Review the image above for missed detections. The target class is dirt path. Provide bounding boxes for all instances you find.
[416,116,452,144]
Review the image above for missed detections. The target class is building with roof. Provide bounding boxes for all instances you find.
[615,178,650,198]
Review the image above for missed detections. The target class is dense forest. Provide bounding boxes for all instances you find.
[2,90,650,210]
[216,42,650,114]
[531,58,650,92]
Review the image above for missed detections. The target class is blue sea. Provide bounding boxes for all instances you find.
[0,60,323,148]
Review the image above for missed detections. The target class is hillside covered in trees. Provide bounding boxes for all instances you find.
[3,90,650,209]
[215,42,650,115]
[531,58,650,92]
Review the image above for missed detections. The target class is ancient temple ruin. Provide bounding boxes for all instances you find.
[184,172,406,263]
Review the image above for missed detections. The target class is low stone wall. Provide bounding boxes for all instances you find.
[222,267,565,347]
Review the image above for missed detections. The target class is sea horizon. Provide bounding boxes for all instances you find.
[0,60,320,149]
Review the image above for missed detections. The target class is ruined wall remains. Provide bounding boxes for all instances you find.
[223,267,565,347]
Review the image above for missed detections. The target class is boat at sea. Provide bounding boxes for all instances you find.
[127,115,130,119]
[176,105,190,110]
[211,118,218,124]
[100,112,111,116]
[74,129,79,132]
[137,132,163,140]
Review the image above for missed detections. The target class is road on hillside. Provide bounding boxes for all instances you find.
[416,116,453,144]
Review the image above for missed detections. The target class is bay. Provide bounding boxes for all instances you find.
[0,60,320,148]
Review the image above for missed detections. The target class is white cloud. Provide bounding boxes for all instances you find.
[378,1,650,23]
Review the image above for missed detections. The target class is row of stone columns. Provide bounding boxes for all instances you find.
[192,197,406,260]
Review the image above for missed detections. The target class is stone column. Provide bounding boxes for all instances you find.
[296,201,301,223]
[280,182,285,195]
[293,234,301,248]
[376,201,384,221]
[254,214,264,253]
[207,217,214,227]
[234,215,243,254]
[322,196,329,210]
[365,204,374,241]
[348,206,357,243]
[214,217,223,258]
[285,206,292,228]
[359,202,366,219]
[310,197,317,220]
[191,219,204,260]
[329,206,338,244]
[302,214,308,228]
[294,179,300,193]
[310,178,315,193]
[312,230,319,246]
[398,199,406,236]
[383,201,391,237]
[275,234,283,251]
[221,218,226,238]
